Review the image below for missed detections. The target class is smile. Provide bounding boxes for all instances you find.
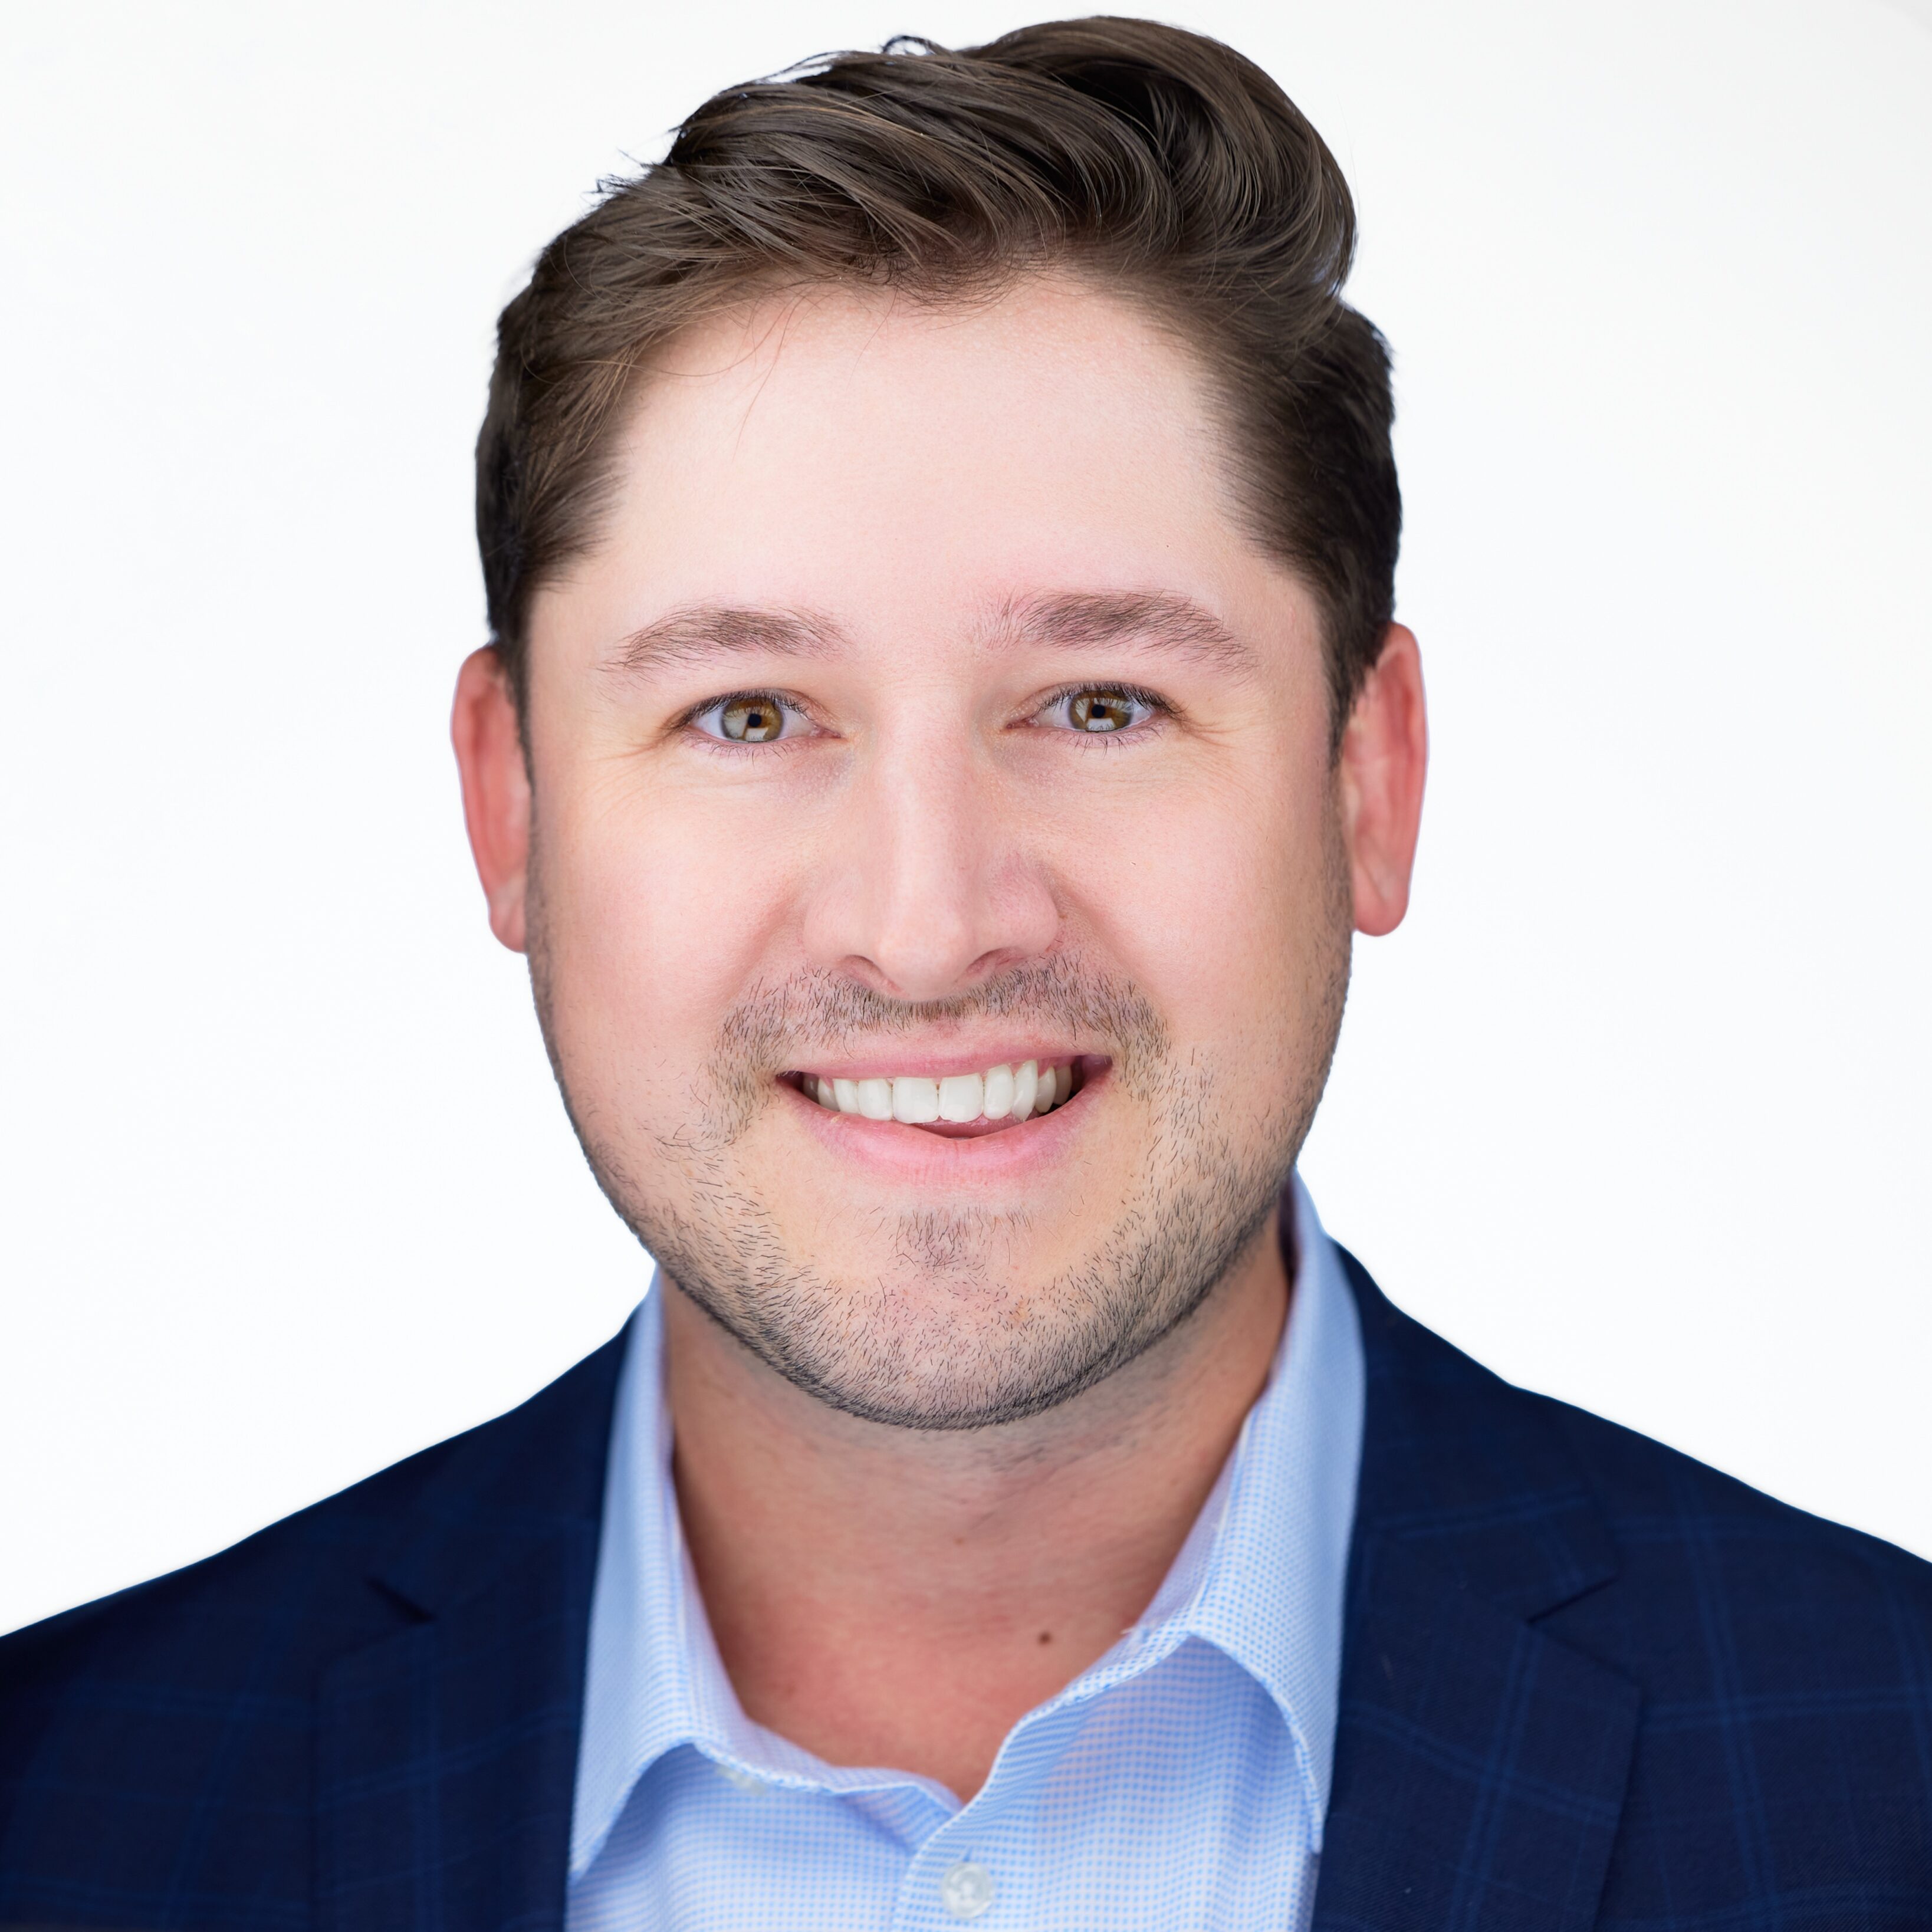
[793,1058,1085,1134]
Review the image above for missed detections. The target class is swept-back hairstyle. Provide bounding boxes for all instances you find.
[477,17,1399,734]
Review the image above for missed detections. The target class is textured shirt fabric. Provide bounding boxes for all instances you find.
[567,1175,1365,1932]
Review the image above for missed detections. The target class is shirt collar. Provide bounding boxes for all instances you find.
[571,1270,951,1877]
[569,1174,1363,1878]
[1157,1175,1364,1826]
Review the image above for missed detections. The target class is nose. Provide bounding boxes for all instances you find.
[799,726,1059,1003]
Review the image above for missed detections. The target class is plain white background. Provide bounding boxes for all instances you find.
[2,0,1927,1638]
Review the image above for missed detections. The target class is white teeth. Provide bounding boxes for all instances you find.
[1011,1059,1038,1118]
[938,1072,984,1122]
[806,1056,1073,1123]
[891,1076,941,1124]
[983,1064,1016,1119]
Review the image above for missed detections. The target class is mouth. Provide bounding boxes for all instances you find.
[786,1057,1090,1138]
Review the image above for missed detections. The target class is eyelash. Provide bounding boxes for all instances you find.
[1029,682,1171,741]
[679,689,816,748]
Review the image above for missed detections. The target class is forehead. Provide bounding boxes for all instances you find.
[558,276,1286,641]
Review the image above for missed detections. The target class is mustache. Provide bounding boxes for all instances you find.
[710,957,1172,1103]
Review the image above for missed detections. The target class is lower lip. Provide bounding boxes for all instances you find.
[783,1066,1102,1184]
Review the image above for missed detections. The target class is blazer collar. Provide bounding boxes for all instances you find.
[316,1323,630,1932]
[1313,1250,1640,1932]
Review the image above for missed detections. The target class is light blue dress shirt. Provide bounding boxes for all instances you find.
[567,1176,1364,1931]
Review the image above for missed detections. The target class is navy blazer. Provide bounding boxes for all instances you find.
[3,1253,1930,1928]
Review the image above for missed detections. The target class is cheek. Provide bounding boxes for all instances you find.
[534,772,795,1102]
[1050,757,1340,1065]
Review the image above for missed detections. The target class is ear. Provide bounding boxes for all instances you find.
[1338,624,1428,938]
[451,646,531,952]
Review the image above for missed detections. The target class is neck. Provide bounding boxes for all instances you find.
[663,1206,1292,1799]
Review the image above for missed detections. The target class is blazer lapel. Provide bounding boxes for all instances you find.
[316,1326,629,1932]
[1313,1256,1641,1932]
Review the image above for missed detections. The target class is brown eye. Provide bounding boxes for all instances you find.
[718,695,788,742]
[1067,688,1141,732]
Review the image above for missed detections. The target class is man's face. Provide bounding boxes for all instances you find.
[508,278,1365,1427]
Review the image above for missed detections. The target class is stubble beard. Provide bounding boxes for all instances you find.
[526,832,1352,1432]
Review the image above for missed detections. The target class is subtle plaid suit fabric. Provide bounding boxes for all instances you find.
[3,1236,1930,1928]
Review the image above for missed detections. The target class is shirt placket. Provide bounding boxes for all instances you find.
[888,1674,1144,1930]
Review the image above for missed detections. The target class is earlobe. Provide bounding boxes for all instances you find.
[1339,624,1428,939]
[451,646,533,954]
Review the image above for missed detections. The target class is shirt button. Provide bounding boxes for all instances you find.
[939,1861,995,1919]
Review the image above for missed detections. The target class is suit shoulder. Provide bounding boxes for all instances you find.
[1521,1384,1932,1703]
[0,1323,628,1733]
[0,1327,625,1910]
[1543,1385,1932,1583]
[1342,1247,1932,1617]
[0,1428,454,1680]
[1341,1248,1932,1696]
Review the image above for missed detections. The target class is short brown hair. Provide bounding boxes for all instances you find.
[477,17,1399,734]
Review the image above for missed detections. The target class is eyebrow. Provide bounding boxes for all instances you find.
[987,590,1256,672]
[604,604,846,679]
[603,589,1254,681]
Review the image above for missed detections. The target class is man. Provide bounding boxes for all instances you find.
[2,17,1928,1928]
